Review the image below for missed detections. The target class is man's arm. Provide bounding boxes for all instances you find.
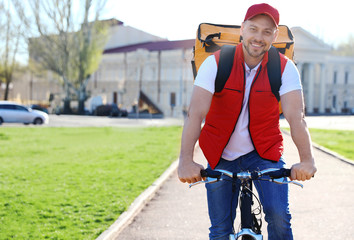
[178,86,213,184]
[281,90,317,181]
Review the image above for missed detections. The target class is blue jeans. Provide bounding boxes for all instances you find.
[206,150,293,240]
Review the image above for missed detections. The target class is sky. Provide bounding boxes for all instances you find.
[101,0,354,47]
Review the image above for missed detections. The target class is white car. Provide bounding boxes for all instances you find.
[0,101,49,125]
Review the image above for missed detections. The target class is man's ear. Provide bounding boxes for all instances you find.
[273,28,279,42]
[240,22,245,38]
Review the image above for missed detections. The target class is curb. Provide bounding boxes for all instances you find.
[96,159,179,240]
[311,142,354,166]
[281,130,353,166]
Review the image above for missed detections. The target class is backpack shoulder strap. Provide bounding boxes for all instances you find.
[267,46,282,102]
[215,45,236,93]
[214,45,282,98]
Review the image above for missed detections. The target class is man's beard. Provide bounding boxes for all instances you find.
[243,41,268,58]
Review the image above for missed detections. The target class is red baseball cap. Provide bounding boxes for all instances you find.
[244,3,279,27]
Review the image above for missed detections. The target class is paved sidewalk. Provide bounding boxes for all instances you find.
[111,133,354,240]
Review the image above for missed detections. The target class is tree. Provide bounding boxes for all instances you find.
[70,2,108,114]
[333,34,354,56]
[13,0,109,114]
[0,1,22,100]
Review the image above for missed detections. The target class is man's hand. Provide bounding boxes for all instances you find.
[290,161,317,181]
[178,160,204,184]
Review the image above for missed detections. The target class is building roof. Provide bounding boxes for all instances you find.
[103,39,195,54]
[100,18,124,26]
[291,27,332,52]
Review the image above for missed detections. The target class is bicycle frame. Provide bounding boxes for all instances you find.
[231,179,262,240]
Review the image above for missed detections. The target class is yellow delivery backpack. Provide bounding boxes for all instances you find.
[191,23,295,113]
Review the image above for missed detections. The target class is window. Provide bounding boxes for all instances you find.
[345,71,349,84]
[332,96,337,108]
[170,92,176,107]
[15,105,28,112]
[0,104,15,110]
[113,92,117,104]
[333,71,337,84]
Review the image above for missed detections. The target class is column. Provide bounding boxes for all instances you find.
[307,63,315,114]
[319,64,327,113]
[296,62,303,81]
[157,51,161,103]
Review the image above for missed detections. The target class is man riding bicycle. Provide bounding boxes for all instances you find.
[178,3,317,240]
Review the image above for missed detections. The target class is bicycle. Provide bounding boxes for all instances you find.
[189,168,303,240]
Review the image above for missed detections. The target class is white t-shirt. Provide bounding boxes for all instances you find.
[195,55,302,160]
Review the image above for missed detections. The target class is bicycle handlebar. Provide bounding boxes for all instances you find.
[200,168,291,179]
[190,168,303,188]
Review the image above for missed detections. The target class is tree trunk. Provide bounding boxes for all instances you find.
[78,100,85,115]
[62,82,72,114]
[4,81,10,100]
[78,89,86,115]
[63,98,71,114]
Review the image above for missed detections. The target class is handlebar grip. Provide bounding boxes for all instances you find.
[200,169,222,178]
[201,169,208,178]
[266,168,291,178]
[283,168,291,177]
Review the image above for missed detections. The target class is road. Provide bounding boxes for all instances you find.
[1,114,353,129]
[280,115,354,130]
[1,115,184,128]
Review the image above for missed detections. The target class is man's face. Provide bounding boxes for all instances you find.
[241,14,279,60]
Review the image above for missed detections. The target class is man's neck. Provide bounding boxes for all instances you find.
[244,55,263,70]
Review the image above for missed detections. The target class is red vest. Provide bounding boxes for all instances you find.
[199,43,288,169]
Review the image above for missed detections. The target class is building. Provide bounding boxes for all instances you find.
[89,39,194,117]
[91,25,354,117]
[3,20,354,116]
[292,27,354,114]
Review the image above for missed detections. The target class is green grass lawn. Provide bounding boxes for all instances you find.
[283,128,354,161]
[0,126,182,239]
[308,128,354,161]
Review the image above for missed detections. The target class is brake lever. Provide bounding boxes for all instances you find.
[271,177,303,188]
[189,177,219,188]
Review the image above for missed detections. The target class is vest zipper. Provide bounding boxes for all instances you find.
[247,65,263,150]
[222,64,247,152]
[247,65,279,162]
